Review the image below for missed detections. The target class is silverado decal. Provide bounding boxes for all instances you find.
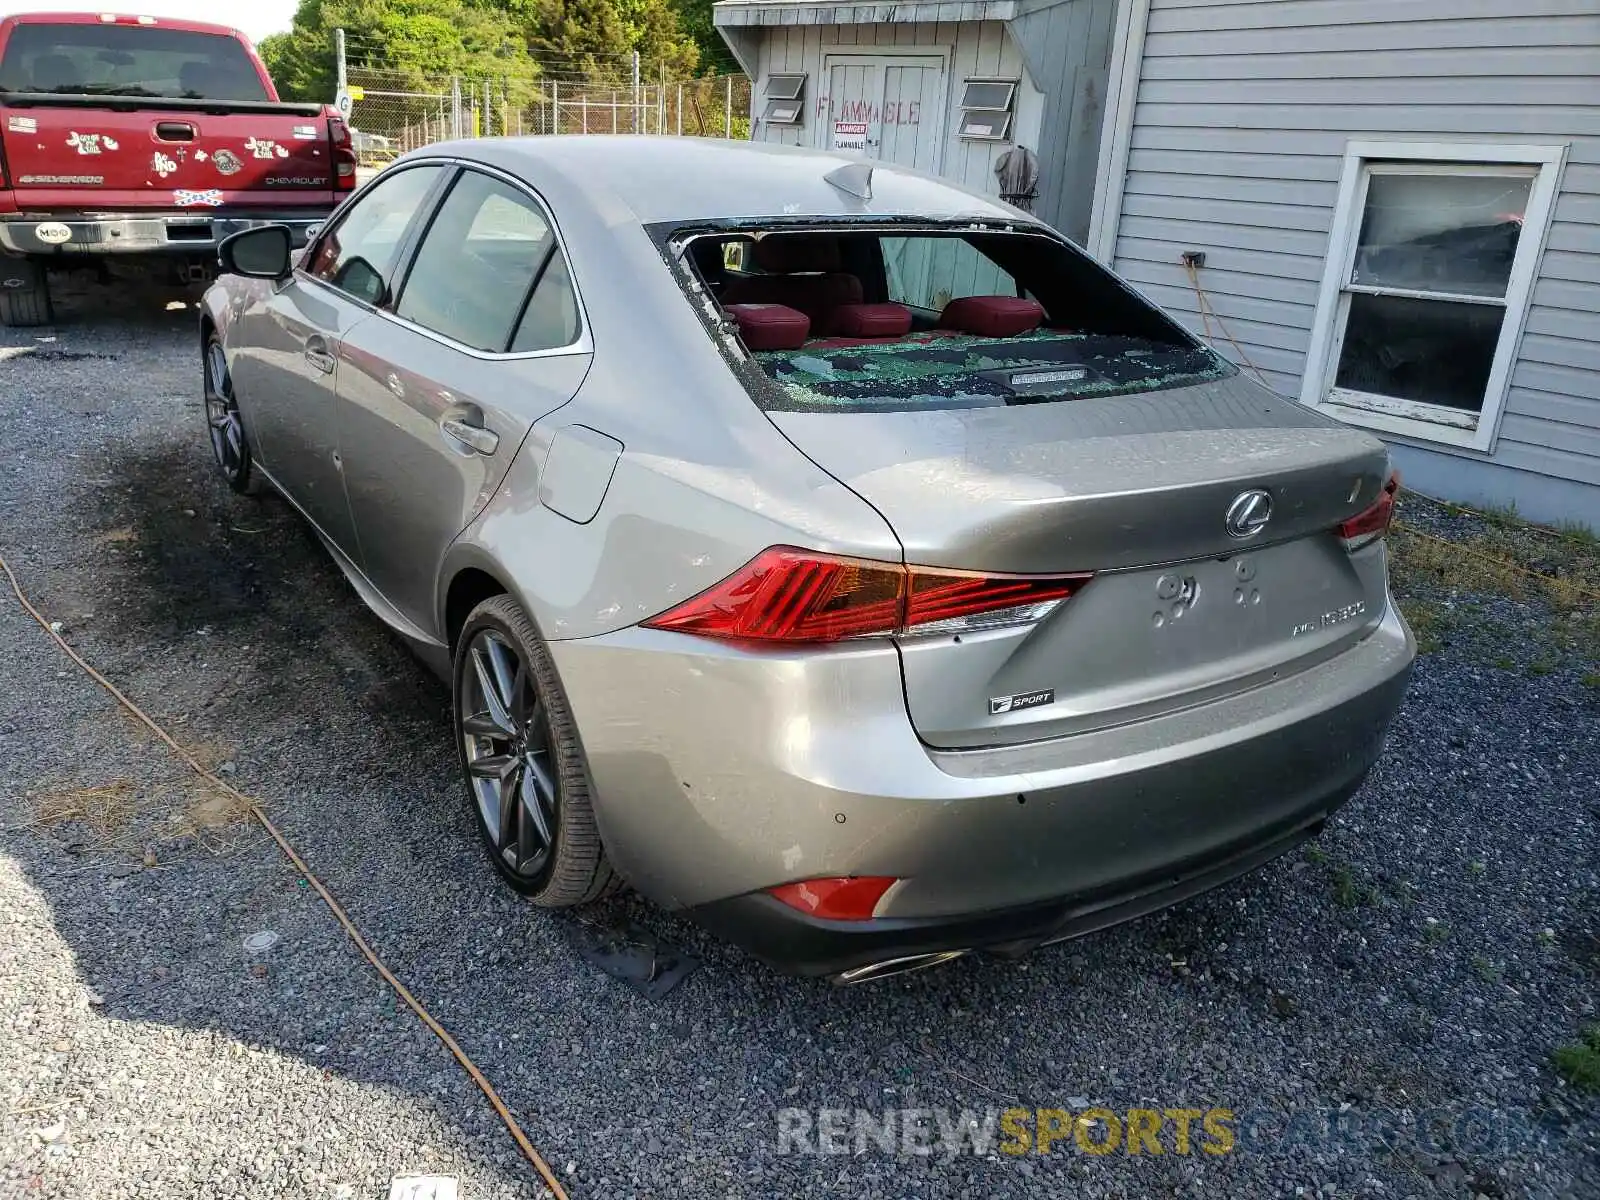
[19,174,103,185]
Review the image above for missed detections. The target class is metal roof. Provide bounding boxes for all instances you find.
[713,0,1019,26]
[413,135,1037,227]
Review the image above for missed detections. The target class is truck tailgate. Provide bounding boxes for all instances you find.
[2,98,335,207]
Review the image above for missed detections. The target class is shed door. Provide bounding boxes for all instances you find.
[817,54,945,173]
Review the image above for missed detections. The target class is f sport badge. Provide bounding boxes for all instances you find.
[990,688,1055,715]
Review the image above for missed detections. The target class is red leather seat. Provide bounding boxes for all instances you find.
[725,303,810,350]
[939,295,1045,337]
[721,235,865,328]
[825,303,913,339]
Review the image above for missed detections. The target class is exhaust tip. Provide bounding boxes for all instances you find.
[830,949,968,985]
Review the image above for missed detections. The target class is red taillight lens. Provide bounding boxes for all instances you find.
[1337,472,1400,552]
[640,547,1091,644]
[768,876,899,921]
[328,117,357,190]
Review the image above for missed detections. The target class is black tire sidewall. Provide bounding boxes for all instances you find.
[204,335,260,495]
[451,596,612,905]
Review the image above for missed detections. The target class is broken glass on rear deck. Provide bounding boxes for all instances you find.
[754,330,1232,413]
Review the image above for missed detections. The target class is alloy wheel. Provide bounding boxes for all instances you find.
[459,628,559,879]
[204,341,246,483]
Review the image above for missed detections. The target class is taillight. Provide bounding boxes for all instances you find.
[767,876,899,921]
[640,547,1091,644]
[1338,472,1400,552]
[328,117,357,190]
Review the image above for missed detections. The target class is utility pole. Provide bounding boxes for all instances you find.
[334,27,346,96]
[550,80,558,136]
[676,82,683,136]
[725,75,732,138]
[631,51,640,133]
[450,75,462,139]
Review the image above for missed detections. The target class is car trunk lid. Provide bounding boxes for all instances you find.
[766,374,1395,748]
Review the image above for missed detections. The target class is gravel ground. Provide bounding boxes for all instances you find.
[1,281,1597,1199]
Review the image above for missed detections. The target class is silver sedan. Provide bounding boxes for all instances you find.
[200,136,1414,982]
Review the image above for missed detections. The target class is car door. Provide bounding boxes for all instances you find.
[335,165,592,635]
[236,163,445,559]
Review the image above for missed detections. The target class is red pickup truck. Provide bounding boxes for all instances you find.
[0,11,355,325]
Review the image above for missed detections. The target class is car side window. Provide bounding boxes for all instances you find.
[304,166,442,306]
[397,169,578,354]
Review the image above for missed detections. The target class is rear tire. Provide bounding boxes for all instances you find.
[0,261,53,328]
[453,594,620,907]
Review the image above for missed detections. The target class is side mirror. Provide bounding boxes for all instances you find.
[219,225,293,280]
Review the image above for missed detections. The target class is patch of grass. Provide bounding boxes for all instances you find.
[1389,497,1600,667]
[1468,859,1486,877]
[1552,1026,1600,1093]
[1398,597,1445,654]
[1422,918,1450,945]
[1304,843,1328,866]
[1331,864,1378,909]
[1536,927,1558,948]
[1582,672,1600,690]
[1471,955,1501,984]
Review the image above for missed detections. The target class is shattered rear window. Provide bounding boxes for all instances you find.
[756,330,1232,413]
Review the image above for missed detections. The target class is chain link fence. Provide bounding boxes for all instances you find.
[342,54,751,169]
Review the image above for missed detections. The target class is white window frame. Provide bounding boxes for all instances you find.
[1300,140,1567,453]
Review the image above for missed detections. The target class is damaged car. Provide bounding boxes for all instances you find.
[199,137,1415,981]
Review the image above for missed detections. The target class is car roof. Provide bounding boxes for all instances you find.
[409,135,1041,228]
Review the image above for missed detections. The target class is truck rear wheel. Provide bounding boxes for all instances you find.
[0,262,53,328]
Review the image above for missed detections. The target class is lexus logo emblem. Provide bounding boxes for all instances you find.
[1225,489,1273,539]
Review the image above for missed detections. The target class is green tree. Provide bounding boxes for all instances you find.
[524,0,698,80]
[260,0,537,104]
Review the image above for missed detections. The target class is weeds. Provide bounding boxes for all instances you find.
[1552,1026,1600,1093]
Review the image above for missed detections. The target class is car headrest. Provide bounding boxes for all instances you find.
[938,295,1045,338]
[726,303,811,351]
[827,303,913,339]
[752,234,844,275]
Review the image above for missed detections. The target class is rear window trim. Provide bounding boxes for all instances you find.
[653,217,1231,415]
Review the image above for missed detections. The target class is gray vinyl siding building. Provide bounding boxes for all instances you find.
[1088,0,1600,528]
[715,0,1119,243]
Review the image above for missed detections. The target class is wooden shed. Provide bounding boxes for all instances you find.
[713,0,1119,243]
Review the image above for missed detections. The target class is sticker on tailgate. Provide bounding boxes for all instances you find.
[7,115,37,134]
[292,124,317,140]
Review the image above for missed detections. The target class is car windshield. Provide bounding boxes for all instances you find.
[0,23,269,102]
[670,225,1234,413]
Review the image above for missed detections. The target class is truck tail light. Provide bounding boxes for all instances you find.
[1337,472,1400,553]
[641,547,1092,644]
[328,117,357,190]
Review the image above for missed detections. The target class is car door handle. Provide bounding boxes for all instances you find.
[440,416,499,456]
[303,337,335,375]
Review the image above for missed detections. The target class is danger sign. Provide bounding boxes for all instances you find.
[831,121,867,152]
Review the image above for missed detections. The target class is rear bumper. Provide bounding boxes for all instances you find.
[550,600,1415,973]
[0,211,329,256]
[691,798,1345,977]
